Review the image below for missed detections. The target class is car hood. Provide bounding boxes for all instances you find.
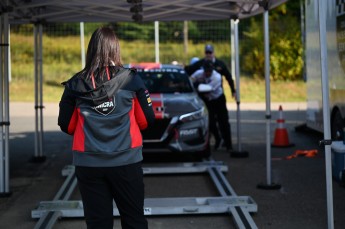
[150,93,204,119]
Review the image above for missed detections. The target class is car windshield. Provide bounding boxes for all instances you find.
[137,69,194,93]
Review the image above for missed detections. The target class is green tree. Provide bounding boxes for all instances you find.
[241,1,303,81]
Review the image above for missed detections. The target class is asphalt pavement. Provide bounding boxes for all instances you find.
[0,102,344,229]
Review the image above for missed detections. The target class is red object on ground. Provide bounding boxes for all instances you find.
[272,105,294,147]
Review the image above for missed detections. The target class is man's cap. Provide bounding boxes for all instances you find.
[203,60,214,72]
[205,44,214,53]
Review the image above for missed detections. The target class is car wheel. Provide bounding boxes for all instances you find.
[331,109,344,141]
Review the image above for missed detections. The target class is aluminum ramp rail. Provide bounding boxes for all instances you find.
[208,163,258,228]
[33,165,77,229]
[32,159,258,229]
[32,197,257,217]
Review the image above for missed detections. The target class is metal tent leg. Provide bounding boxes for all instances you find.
[230,18,249,158]
[32,23,45,163]
[0,7,11,197]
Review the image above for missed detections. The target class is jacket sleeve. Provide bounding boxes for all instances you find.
[184,59,203,75]
[58,87,78,135]
[217,59,236,94]
[133,76,155,130]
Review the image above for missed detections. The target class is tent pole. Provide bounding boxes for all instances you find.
[155,21,159,63]
[257,7,281,190]
[0,3,11,197]
[38,24,44,159]
[230,18,248,158]
[34,25,38,158]
[318,0,334,228]
[0,12,4,195]
[80,22,85,68]
[3,8,10,195]
[32,23,45,162]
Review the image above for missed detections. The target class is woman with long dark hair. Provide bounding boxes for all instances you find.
[58,27,154,229]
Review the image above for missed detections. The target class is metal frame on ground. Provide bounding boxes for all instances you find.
[32,159,258,229]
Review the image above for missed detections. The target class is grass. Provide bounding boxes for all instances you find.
[10,77,306,103]
[8,33,306,103]
[223,77,306,103]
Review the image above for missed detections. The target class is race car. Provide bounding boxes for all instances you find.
[129,63,210,158]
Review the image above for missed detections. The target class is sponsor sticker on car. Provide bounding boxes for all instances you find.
[179,128,199,139]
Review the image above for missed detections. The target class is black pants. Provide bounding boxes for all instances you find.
[205,94,232,149]
[75,162,148,229]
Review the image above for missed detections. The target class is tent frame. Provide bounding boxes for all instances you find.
[0,0,335,228]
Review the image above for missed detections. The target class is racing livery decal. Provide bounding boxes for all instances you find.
[150,93,164,119]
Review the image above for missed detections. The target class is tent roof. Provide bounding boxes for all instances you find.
[1,0,287,24]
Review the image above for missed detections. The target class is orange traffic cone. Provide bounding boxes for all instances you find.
[272,105,294,147]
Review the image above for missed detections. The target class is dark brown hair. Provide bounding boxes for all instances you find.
[83,27,122,78]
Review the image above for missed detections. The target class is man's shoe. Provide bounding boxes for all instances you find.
[214,139,223,151]
[226,146,233,151]
[223,142,232,151]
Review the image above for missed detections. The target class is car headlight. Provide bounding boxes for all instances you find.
[179,107,207,122]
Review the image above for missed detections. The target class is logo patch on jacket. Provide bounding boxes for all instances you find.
[93,97,116,116]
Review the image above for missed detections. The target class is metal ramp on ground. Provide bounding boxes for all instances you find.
[32,159,258,229]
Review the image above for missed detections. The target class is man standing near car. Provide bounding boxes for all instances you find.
[190,60,233,152]
[185,44,235,151]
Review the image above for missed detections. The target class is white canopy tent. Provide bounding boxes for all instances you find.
[2,0,284,23]
[0,0,334,228]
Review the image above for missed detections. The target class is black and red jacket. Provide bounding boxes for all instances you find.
[58,66,155,167]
